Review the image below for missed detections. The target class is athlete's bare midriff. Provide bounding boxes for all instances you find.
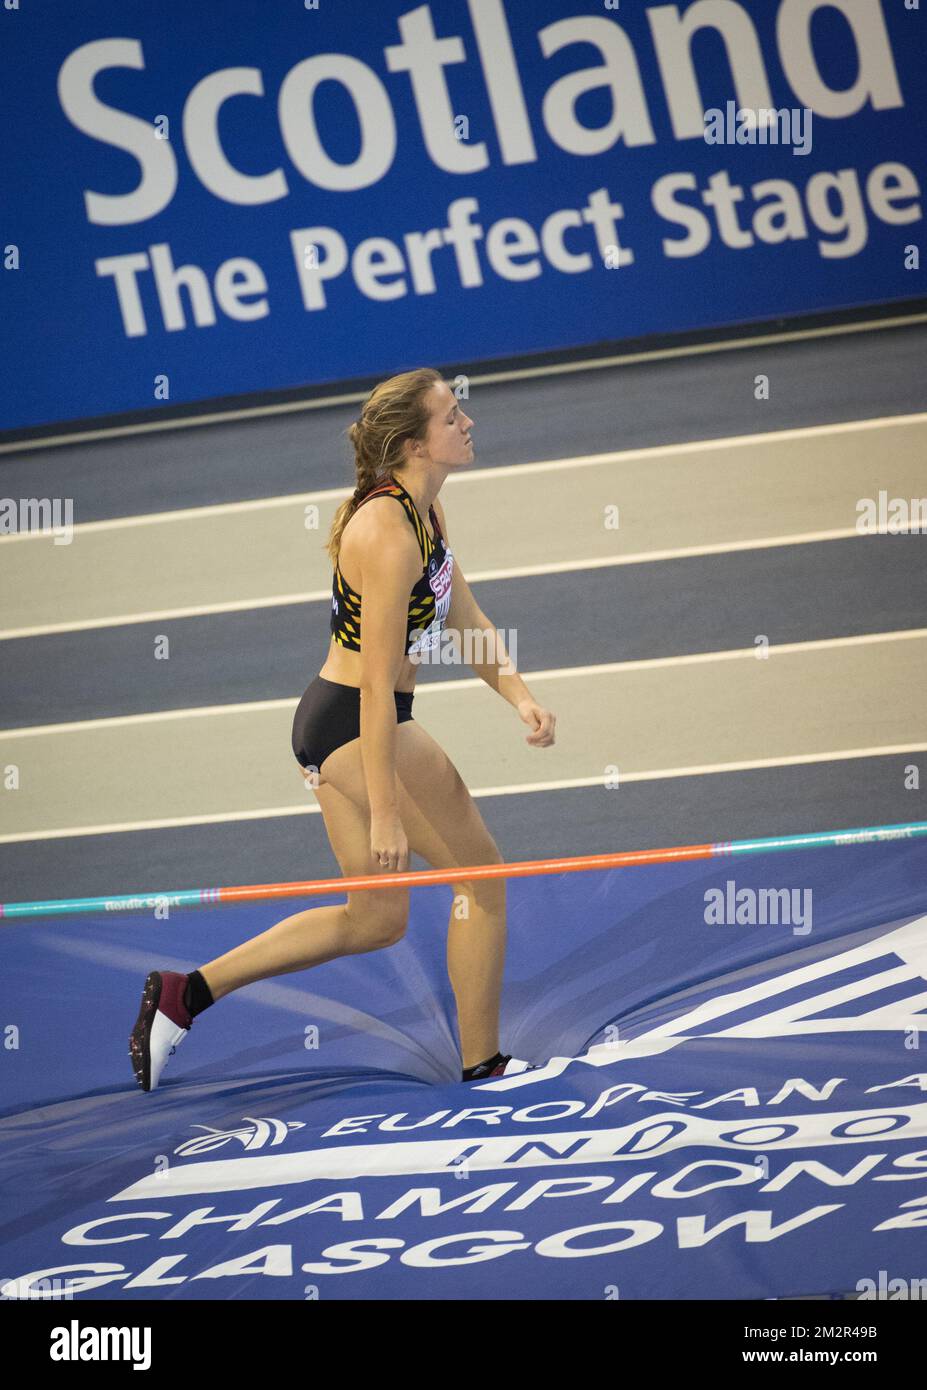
[318,637,419,694]
[318,504,437,695]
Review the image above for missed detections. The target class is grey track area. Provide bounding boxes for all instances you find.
[3,322,925,517]
[1,321,924,902]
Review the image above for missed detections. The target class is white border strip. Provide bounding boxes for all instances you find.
[2,741,925,844]
[1,628,924,739]
[2,311,925,455]
[3,410,926,542]
[0,525,881,640]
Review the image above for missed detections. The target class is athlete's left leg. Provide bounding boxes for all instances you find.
[320,718,508,1070]
[401,726,507,1068]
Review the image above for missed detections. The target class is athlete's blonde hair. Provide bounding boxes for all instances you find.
[325,367,443,566]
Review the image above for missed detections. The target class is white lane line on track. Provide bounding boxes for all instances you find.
[3,314,925,454]
[1,628,924,739]
[3,411,926,541]
[0,525,900,640]
[2,742,925,844]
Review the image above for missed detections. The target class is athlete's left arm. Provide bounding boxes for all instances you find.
[432,497,556,745]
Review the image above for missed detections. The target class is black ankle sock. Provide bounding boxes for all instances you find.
[461,1051,506,1081]
[183,969,215,1018]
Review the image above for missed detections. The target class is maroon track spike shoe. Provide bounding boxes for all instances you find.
[129,971,193,1092]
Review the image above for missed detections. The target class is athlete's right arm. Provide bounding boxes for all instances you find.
[356,508,421,865]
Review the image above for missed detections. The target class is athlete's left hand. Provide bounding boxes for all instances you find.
[517,699,556,747]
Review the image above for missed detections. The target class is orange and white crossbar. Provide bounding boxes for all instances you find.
[2,821,926,921]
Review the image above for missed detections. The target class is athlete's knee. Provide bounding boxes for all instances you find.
[344,892,409,951]
[474,874,507,913]
[454,841,506,911]
[477,836,505,886]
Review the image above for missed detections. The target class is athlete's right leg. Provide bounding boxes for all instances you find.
[129,753,409,1089]
[196,759,409,1002]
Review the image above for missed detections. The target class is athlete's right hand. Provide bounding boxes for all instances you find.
[370,810,410,872]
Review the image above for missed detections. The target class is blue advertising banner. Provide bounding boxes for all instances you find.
[2,0,925,433]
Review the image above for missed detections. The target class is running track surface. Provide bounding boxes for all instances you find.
[1,321,925,903]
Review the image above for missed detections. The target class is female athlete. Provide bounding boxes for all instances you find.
[130,367,556,1091]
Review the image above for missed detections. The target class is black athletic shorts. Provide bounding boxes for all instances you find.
[291,675,415,776]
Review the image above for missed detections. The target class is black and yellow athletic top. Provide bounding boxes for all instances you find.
[330,474,454,656]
